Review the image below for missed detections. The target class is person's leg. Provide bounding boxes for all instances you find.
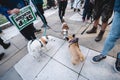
[20,24,36,40]
[82,8,87,21]
[58,1,63,22]
[36,4,48,25]
[95,22,108,42]
[62,1,68,17]
[76,0,80,11]
[86,18,99,33]
[71,0,74,9]
[92,12,120,63]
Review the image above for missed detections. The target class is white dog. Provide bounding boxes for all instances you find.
[27,36,49,62]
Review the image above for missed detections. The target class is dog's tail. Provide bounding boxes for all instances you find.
[27,40,32,53]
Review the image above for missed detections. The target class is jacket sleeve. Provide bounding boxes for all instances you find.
[0,5,9,15]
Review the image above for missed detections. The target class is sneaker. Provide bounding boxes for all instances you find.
[34,29,41,33]
[91,54,106,63]
[74,8,76,12]
[77,9,80,12]
[0,53,5,61]
[71,7,73,9]
[114,52,120,73]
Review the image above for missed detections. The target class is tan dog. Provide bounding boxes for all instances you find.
[61,22,69,40]
[66,34,85,65]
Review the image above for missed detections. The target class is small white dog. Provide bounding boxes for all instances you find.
[27,36,49,62]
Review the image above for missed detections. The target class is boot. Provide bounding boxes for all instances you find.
[95,30,105,42]
[86,27,97,34]
[0,53,5,60]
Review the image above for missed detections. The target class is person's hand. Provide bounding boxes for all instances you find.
[7,8,20,14]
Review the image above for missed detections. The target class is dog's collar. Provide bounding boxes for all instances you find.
[69,38,79,47]
[31,39,44,47]
[69,38,79,43]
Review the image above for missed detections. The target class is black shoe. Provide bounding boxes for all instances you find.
[95,30,105,42]
[3,42,11,49]
[91,54,106,63]
[0,53,5,61]
[77,9,80,12]
[86,27,97,34]
[34,29,41,33]
[114,52,120,73]
[71,7,73,9]
[74,8,76,12]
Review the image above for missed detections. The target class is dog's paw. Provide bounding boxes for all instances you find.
[80,56,85,62]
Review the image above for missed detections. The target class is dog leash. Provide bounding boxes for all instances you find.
[32,0,48,36]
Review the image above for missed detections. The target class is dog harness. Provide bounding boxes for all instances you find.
[69,38,79,47]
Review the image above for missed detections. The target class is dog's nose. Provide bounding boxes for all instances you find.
[45,41,48,44]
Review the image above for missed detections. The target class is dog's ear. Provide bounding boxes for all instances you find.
[65,37,69,41]
[72,34,75,38]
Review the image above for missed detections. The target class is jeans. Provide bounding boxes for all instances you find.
[102,11,120,56]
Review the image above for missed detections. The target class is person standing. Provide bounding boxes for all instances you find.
[73,0,80,12]
[82,0,93,22]
[86,0,114,42]
[57,0,68,23]
[32,0,50,29]
[0,0,38,40]
[0,37,10,60]
[91,0,120,73]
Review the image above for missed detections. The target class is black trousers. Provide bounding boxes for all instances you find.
[58,1,68,21]
[36,4,47,24]
[20,23,36,40]
[47,0,55,7]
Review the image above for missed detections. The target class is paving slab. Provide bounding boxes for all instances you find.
[81,50,120,80]
[1,26,20,41]
[34,59,78,80]
[14,53,50,80]
[54,42,89,73]
[0,68,22,80]
[0,47,27,76]
[77,75,88,80]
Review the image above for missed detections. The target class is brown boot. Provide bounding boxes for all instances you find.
[86,26,97,34]
[95,30,105,42]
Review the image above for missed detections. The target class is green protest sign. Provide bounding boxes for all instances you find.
[9,5,36,31]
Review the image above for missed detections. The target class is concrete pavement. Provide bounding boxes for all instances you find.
[0,2,120,80]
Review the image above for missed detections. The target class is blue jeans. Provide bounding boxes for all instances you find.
[102,11,120,56]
